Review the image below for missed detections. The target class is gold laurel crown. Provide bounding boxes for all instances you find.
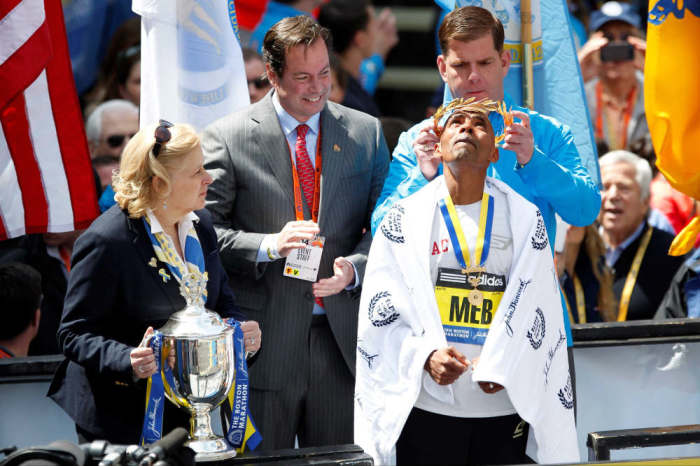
[433,97,512,146]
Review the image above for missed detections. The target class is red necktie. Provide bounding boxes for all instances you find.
[295,124,324,309]
[295,124,315,208]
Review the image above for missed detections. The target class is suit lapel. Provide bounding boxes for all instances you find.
[127,215,183,309]
[318,105,351,229]
[253,97,296,209]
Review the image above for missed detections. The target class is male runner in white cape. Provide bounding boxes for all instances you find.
[355,98,579,465]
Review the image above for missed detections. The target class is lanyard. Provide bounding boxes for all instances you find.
[617,226,653,321]
[287,127,323,222]
[573,274,586,324]
[437,192,494,272]
[595,82,637,150]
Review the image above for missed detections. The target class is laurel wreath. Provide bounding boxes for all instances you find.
[369,291,400,327]
[381,205,406,244]
[527,308,546,350]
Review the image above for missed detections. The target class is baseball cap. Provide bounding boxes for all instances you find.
[590,1,641,31]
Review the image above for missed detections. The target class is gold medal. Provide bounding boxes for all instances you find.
[468,289,484,307]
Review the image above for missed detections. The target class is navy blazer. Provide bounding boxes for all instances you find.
[48,206,244,443]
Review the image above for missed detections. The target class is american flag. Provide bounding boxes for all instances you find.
[0,0,98,241]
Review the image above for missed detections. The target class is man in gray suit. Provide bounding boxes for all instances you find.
[202,16,390,450]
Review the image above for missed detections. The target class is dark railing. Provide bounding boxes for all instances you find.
[587,425,700,461]
[572,318,700,347]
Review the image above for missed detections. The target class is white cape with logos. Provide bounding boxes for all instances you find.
[355,176,579,465]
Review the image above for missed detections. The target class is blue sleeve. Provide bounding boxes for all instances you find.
[516,116,601,227]
[371,126,429,234]
[359,54,385,96]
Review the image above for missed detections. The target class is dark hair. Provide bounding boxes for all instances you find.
[438,6,505,54]
[318,0,370,55]
[0,263,41,340]
[242,46,263,64]
[104,45,140,101]
[98,18,141,88]
[329,52,349,91]
[379,117,412,156]
[629,135,657,177]
[262,16,333,78]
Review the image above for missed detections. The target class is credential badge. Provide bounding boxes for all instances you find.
[531,210,548,250]
[380,205,405,244]
[369,291,400,327]
[527,307,546,349]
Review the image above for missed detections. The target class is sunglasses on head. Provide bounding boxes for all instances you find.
[153,119,173,157]
[105,133,136,148]
[247,77,268,90]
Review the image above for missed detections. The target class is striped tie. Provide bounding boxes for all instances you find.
[295,124,324,309]
[295,124,315,207]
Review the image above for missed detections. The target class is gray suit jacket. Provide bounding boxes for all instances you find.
[202,94,389,390]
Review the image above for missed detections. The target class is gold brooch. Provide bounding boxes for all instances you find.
[148,257,158,268]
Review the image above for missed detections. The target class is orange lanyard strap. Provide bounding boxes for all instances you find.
[595,82,637,149]
[287,127,323,222]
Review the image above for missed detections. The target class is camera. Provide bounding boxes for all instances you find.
[600,41,635,62]
[1,428,193,466]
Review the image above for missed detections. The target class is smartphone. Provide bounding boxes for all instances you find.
[600,41,635,62]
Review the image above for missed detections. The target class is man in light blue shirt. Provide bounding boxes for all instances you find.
[372,6,601,252]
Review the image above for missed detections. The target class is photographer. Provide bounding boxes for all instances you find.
[578,1,647,151]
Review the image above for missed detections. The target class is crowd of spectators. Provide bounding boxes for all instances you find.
[0,0,695,359]
[0,2,697,465]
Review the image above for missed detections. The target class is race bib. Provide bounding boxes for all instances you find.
[284,235,325,282]
[435,267,505,345]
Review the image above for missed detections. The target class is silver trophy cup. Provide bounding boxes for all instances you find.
[157,273,236,461]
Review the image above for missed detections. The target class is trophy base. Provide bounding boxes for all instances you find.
[187,438,237,462]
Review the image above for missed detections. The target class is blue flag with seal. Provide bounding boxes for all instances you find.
[435,0,600,186]
[133,0,250,131]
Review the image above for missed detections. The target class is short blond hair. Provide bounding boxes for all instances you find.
[113,123,200,218]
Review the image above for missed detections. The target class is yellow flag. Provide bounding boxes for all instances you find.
[645,0,700,254]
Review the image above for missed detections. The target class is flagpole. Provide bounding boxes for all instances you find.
[521,0,534,109]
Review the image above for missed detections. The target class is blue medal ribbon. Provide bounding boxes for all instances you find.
[142,216,207,302]
[140,333,164,445]
[437,192,494,270]
[223,318,262,452]
[139,332,182,445]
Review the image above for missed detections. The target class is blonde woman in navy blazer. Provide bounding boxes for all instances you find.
[49,122,261,444]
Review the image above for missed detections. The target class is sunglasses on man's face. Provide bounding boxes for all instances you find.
[247,77,268,90]
[105,133,136,148]
[92,154,121,166]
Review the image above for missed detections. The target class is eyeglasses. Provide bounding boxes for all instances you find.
[153,119,173,157]
[92,154,121,166]
[247,77,268,90]
[105,133,136,148]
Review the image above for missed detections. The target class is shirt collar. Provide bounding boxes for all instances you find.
[272,91,321,138]
[602,219,646,256]
[145,209,199,234]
